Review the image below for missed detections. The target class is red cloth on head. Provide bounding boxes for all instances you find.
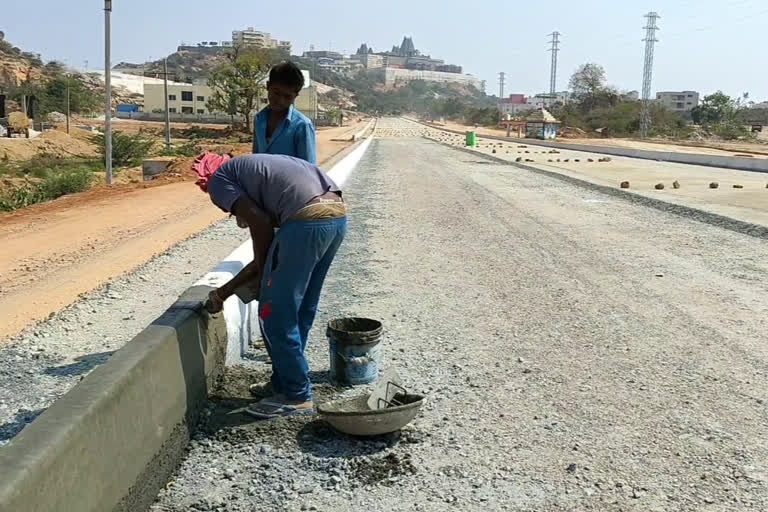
[192,152,231,192]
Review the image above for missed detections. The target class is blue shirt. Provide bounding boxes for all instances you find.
[252,104,317,164]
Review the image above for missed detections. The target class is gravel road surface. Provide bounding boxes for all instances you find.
[152,120,768,511]
[0,220,247,446]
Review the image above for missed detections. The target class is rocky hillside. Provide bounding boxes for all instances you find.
[0,33,138,112]
[0,32,44,87]
[115,46,232,82]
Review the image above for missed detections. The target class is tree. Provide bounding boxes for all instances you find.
[691,91,739,125]
[569,63,607,113]
[691,91,752,139]
[206,47,279,131]
[38,73,102,115]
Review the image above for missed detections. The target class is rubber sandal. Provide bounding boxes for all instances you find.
[244,399,314,419]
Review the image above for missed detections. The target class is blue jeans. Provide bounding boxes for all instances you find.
[258,216,347,401]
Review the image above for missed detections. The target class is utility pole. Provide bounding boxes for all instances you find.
[66,73,70,134]
[163,57,171,150]
[640,12,661,138]
[548,31,561,107]
[498,72,505,100]
[104,0,113,185]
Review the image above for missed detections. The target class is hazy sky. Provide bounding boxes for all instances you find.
[4,0,768,100]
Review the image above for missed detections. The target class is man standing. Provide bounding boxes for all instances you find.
[253,62,316,164]
[194,152,346,418]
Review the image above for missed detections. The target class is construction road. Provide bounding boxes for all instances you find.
[149,119,768,511]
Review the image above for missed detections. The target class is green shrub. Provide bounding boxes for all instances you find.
[91,131,156,167]
[40,167,94,198]
[160,139,202,157]
[0,167,94,212]
[711,123,754,140]
[0,181,47,211]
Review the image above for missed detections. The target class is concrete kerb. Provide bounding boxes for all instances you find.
[413,119,768,174]
[0,133,375,512]
[352,118,375,141]
[0,286,227,512]
[425,137,768,241]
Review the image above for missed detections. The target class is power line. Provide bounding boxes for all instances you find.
[640,11,661,138]
[548,31,561,106]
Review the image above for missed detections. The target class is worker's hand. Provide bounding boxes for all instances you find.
[204,289,225,314]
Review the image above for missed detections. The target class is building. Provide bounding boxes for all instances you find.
[316,57,362,75]
[527,91,570,109]
[143,69,317,119]
[383,68,482,89]
[303,50,344,60]
[623,90,640,101]
[231,28,291,53]
[144,83,215,115]
[498,92,570,115]
[352,53,384,69]
[656,91,699,112]
[525,108,560,139]
[498,94,535,116]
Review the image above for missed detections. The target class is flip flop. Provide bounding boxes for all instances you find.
[245,399,314,419]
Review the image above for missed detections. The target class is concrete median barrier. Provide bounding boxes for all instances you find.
[0,286,226,512]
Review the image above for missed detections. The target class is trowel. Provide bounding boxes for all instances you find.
[367,368,404,410]
[232,281,260,304]
[203,281,259,313]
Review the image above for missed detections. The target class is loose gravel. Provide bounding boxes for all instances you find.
[152,120,768,511]
[0,219,248,446]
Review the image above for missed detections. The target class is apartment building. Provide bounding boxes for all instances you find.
[656,91,700,112]
[231,28,291,53]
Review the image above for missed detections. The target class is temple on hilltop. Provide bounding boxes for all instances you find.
[351,36,463,74]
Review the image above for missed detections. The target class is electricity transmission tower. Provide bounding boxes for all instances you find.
[498,72,506,99]
[548,32,561,106]
[640,12,660,138]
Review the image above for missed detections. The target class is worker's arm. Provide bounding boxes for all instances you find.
[295,120,317,164]
[252,114,261,153]
[215,196,274,301]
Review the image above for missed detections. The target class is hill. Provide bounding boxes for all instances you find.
[115,45,494,116]
[0,33,139,117]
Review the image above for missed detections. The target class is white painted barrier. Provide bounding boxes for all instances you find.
[195,136,374,364]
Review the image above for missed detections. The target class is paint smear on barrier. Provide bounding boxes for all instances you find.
[197,136,374,365]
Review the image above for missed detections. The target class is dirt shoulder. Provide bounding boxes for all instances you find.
[0,121,365,343]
